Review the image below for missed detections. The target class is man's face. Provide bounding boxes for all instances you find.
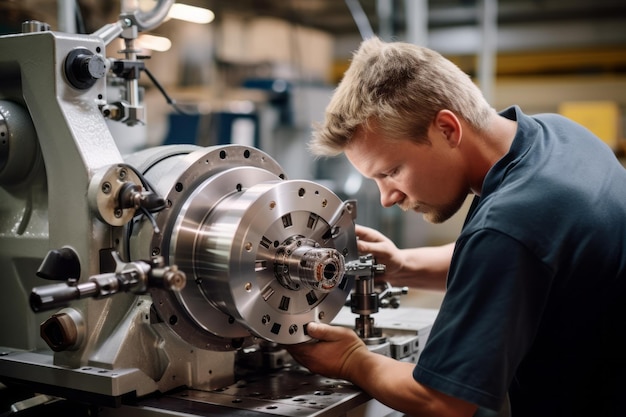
[344,122,469,224]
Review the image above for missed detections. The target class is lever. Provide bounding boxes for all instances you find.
[30,252,185,312]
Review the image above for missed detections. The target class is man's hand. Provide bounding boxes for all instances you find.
[286,322,366,380]
[356,224,453,290]
[355,224,404,275]
[287,322,478,417]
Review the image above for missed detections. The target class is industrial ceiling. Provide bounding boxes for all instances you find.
[2,0,625,77]
[195,0,626,76]
[198,0,626,41]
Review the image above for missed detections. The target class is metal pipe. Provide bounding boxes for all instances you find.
[477,0,498,104]
[57,0,76,33]
[405,0,428,46]
[345,0,374,40]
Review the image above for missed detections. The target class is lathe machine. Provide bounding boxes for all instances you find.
[0,2,430,416]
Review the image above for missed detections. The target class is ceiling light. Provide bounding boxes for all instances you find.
[136,34,172,52]
[167,3,215,24]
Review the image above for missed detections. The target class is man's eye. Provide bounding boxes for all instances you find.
[378,168,398,179]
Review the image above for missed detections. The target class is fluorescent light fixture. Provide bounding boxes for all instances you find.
[167,3,215,24]
[136,34,172,51]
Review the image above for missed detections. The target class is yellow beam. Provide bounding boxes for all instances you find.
[452,46,626,76]
[331,46,626,83]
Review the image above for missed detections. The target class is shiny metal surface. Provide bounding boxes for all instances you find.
[274,236,345,293]
[88,164,144,226]
[190,179,356,344]
[121,0,175,32]
[0,100,39,187]
[131,145,358,347]
[146,367,369,417]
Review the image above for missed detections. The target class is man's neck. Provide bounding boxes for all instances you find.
[464,114,518,196]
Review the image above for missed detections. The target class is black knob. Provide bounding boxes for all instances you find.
[65,48,106,90]
[36,247,81,281]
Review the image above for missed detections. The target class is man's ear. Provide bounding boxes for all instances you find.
[434,109,462,148]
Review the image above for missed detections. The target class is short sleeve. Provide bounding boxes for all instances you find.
[413,229,554,411]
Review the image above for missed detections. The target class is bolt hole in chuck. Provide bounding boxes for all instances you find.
[274,236,346,292]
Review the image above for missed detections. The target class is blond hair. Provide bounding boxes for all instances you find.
[309,37,494,156]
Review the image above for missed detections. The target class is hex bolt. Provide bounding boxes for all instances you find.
[40,312,79,352]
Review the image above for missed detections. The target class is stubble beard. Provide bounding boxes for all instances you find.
[400,193,467,224]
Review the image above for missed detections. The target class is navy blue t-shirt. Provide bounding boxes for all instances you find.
[413,106,626,416]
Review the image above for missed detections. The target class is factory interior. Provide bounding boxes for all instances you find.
[0,0,625,416]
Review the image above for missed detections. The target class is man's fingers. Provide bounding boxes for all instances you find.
[305,322,353,342]
[305,322,329,339]
[355,224,380,241]
[357,239,373,254]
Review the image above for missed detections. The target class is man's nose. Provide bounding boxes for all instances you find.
[379,185,402,208]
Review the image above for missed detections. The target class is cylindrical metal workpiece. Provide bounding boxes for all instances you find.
[275,237,346,292]
[295,245,345,291]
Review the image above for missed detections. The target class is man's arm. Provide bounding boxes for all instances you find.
[288,322,477,417]
[356,224,454,290]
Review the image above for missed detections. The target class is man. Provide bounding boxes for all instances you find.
[287,36,626,416]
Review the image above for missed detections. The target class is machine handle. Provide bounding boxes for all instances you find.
[30,253,186,313]
[30,282,96,313]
